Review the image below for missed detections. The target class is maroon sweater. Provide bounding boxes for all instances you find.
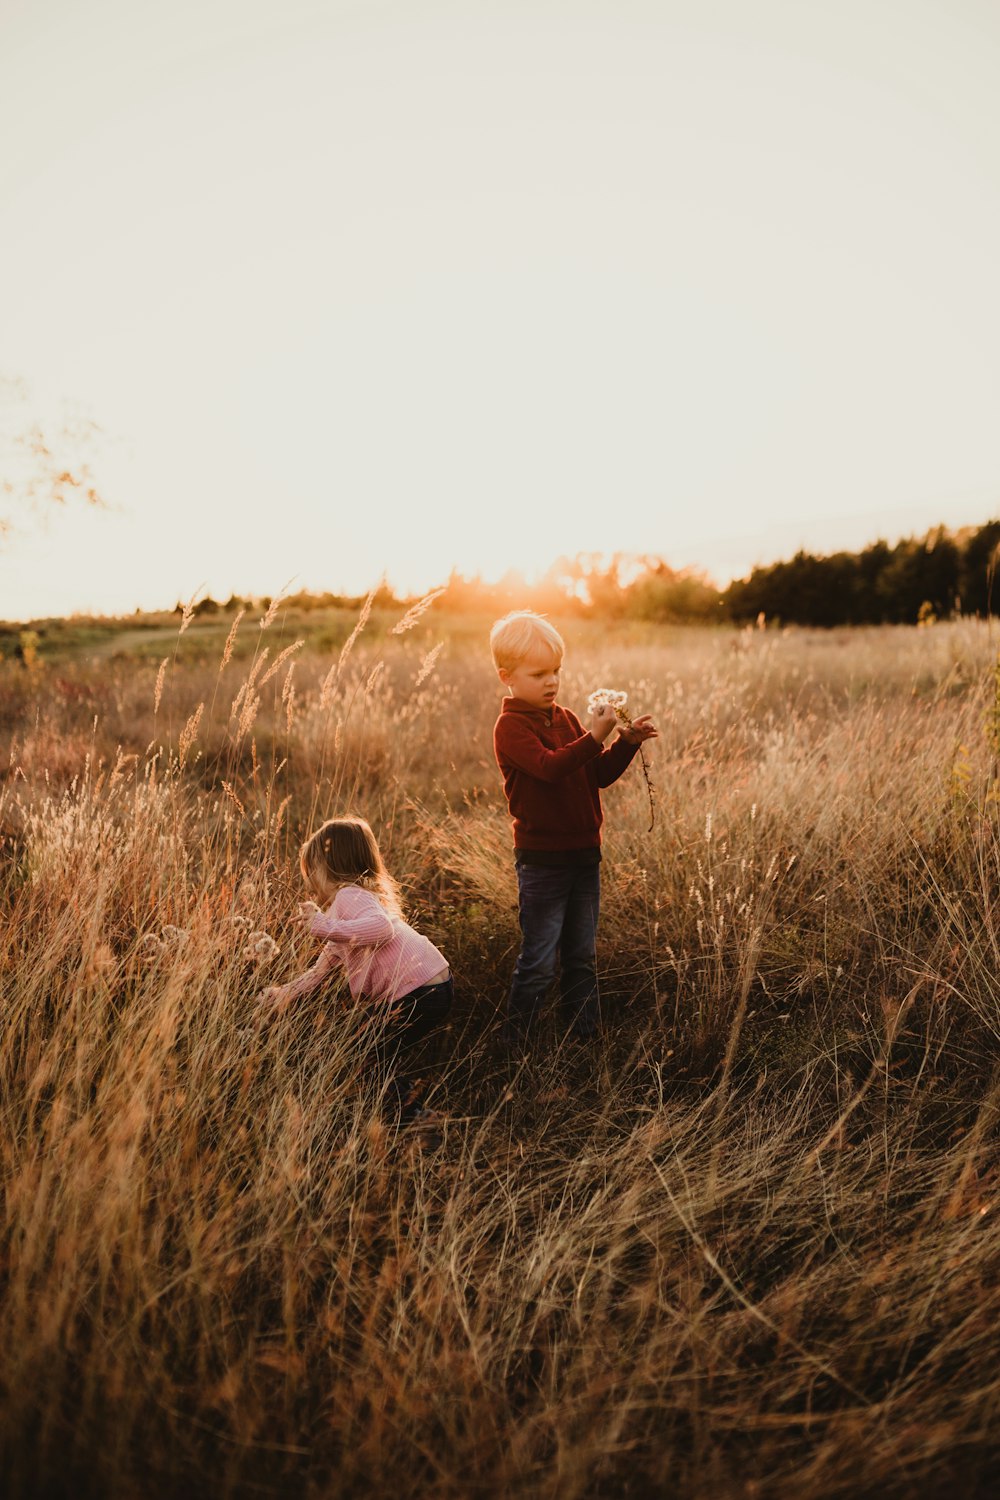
[493,697,639,852]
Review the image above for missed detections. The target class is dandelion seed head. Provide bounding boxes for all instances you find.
[587,688,629,715]
[249,932,280,962]
[139,932,165,959]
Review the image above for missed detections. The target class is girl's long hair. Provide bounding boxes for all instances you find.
[300,816,402,916]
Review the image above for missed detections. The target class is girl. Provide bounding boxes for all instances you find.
[261,816,452,1121]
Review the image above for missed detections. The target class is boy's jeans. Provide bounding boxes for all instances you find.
[505,861,601,1045]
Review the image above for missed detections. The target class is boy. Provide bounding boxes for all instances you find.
[490,610,658,1047]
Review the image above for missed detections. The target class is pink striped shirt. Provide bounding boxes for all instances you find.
[282,884,448,1007]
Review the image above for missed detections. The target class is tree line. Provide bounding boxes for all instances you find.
[181,521,1000,629]
[722,522,1000,626]
[439,523,1000,626]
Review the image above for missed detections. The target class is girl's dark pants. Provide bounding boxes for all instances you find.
[374,977,453,1118]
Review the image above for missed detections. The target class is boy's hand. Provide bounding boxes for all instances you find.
[589,704,618,743]
[618,714,658,745]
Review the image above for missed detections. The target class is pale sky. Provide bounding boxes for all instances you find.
[2,0,1000,620]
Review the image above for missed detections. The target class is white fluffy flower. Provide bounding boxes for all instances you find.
[587,687,630,718]
[248,932,280,962]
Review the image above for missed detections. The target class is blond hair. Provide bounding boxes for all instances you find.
[489,611,565,672]
[300,816,402,916]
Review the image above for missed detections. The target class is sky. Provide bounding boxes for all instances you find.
[2,0,1000,620]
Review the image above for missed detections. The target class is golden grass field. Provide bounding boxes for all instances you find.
[4,602,1000,1497]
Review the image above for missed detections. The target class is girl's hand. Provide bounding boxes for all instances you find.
[256,985,292,1016]
[618,713,659,745]
[589,704,618,743]
[307,909,334,939]
[296,900,321,923]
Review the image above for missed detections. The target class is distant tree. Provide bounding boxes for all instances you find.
[372,577,398,611]
[533,557,588,616]
[434,569,484,613]
[624,560,720,622]
[0,376,109,540]
[725,553,833,625]
[579,554,627,617]
[876,529,960,623]
[958,521,1000,615]
[723,564,775,624]
[853,540,893,623]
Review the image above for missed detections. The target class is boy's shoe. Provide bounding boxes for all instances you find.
[405,1107,445,1148]
[408,1105,443,1125]
[396,1077,427,1118]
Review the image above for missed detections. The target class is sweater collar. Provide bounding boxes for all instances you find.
[501,696,559,720]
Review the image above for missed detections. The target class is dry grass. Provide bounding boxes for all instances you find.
[3,609,1000,1497]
